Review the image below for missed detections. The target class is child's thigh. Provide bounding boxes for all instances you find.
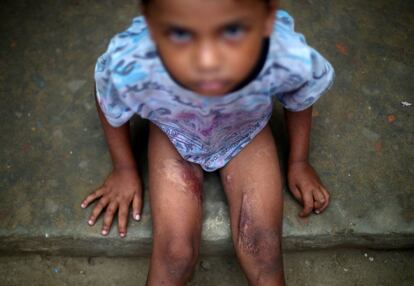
[148,123,204,244]
[220,124,284,237]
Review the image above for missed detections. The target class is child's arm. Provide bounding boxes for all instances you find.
[284,106,330,217]
[81,94,143,238]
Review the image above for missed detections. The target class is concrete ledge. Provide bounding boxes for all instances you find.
[1,233,414,257]
[1,168,413,257]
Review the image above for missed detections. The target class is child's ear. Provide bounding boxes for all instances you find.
[264,1,278,37]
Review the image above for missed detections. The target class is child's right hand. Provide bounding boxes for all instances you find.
[80,166,143,238]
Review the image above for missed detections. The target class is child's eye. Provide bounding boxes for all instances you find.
[222,24,246,40]
[168,28,192,43]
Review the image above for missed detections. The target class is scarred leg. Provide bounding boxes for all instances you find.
[146,123,203,286]
[220,124,285,285]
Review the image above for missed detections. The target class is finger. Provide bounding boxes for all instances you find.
[288,183,303,203]
[318,186,330,213]
[88,197,109,226]
[299,189,314,217]
[81,188,104,208]
[313,199,323,210]
[118,203,129,238]
[312,189,326,213]
[101,202,118,236]
[132,192,142,221]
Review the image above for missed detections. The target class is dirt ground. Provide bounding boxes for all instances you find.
[0,248,413,286]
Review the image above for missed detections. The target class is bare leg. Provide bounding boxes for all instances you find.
[220,124,285,285]
[146,123,204,286]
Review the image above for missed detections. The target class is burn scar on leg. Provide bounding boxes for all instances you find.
[238,192,262,256]
[161,158,203,203]
[237,193,283,275]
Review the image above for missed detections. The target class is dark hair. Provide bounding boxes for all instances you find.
[141,0,274,6]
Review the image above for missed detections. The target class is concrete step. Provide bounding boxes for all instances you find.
[1,0,413,256]
[1,170,413,257]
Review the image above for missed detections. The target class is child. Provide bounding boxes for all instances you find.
[81,0,334,284]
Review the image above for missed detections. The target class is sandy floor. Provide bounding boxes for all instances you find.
[1,248,413,285]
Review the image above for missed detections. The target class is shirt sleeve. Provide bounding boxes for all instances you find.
[94,52,135,127]
[277,49,335,112]
[94,17,149,127]
[273,10,335,112]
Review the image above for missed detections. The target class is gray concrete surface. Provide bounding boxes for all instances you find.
[1,249,413,286]
[0,0,413,256]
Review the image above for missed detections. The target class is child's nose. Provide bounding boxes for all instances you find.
[195,41,221,73]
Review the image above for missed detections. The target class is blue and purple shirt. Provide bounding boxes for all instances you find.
[95,10,335,171]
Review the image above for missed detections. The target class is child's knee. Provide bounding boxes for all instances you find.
[238,227,283,273]
[161,238,199,279]
[236,194,283,274]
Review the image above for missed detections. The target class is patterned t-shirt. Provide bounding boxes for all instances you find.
[95,10,335,171]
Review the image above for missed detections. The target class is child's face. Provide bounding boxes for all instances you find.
[144,0,277,96]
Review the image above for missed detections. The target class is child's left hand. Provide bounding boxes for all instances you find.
[287,161,330,217]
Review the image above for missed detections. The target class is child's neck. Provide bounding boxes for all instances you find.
[229,37,270,93]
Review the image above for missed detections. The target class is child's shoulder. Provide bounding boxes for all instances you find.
[95,16,160,92]
[266,10,332,83]
[105,16,155,58]
[274,10,296,33]
[270,10,313,62]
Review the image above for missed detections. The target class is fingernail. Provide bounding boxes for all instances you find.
[135,214,141,221]
[120,232,125,238]
[88,220,93,225]
[81,203,86,208]
[102,230,108,235]
[315,210,320,214]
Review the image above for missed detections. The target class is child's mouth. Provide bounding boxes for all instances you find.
[196,80,229,93]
